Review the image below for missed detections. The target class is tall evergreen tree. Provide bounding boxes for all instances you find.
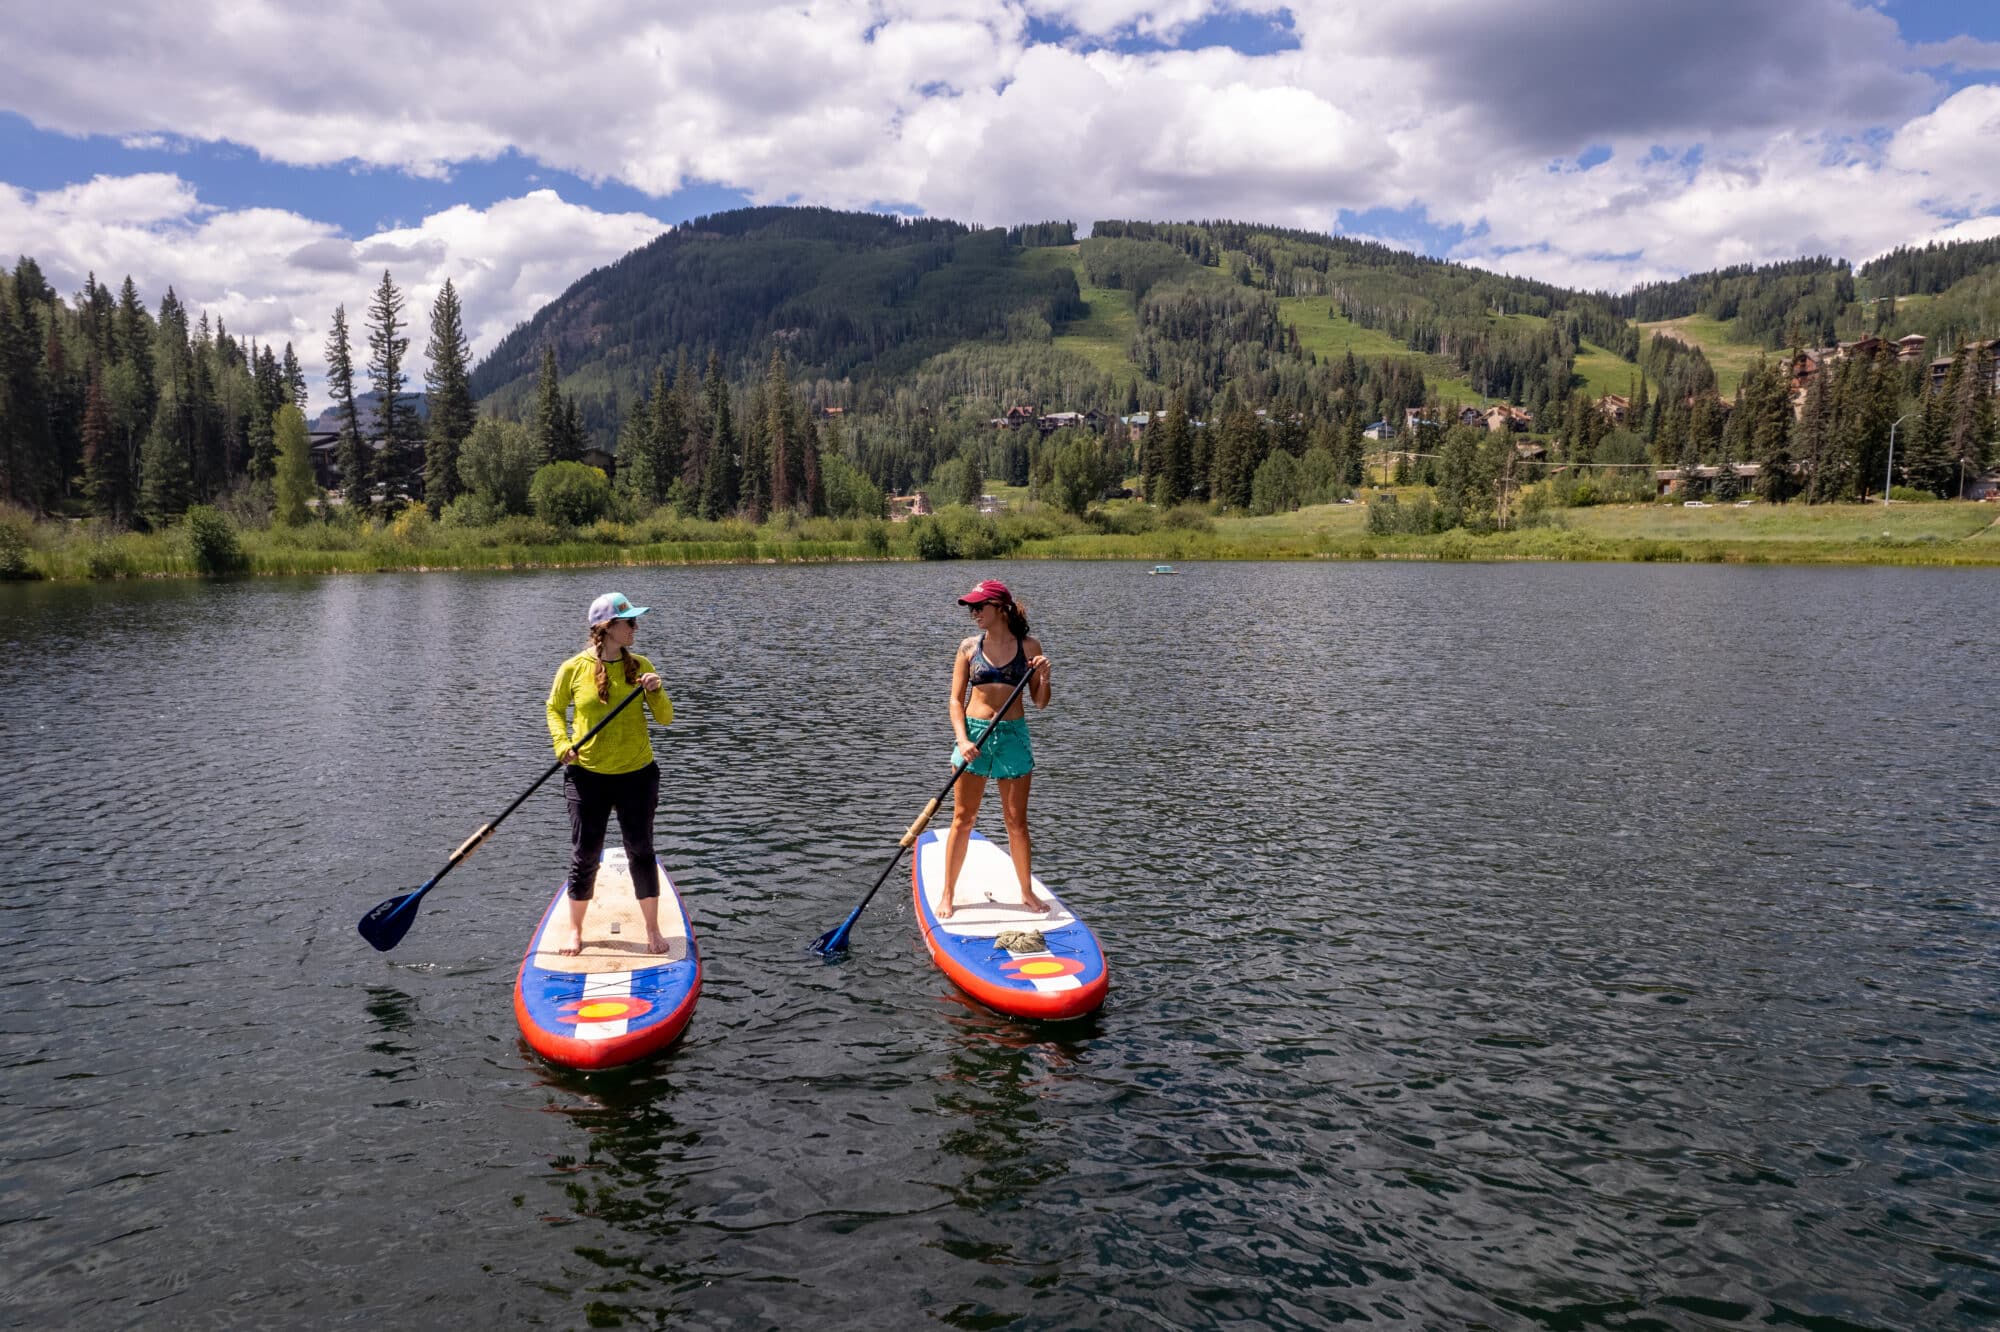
[325,304,367,509]
[281,342,307,410]
[1795,363,1837,502]
[1154,388,1192,507]
[365,269,418,509]
[1945,342,1995,497]
[1,264,56,509]
[423,279,475,515]
[533,345,566,464]
[738,381,769,522]
[802,416,825,516]
[81,370,133,524]
[698,352,737,519]
[247,341,284,479]
[766,348,793,512]
[138,289,194,525]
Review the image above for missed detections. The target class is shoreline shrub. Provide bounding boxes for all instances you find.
[183,505,247,576]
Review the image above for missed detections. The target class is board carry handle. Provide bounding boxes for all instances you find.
[357,683,653,952]
[810,666,1039,957]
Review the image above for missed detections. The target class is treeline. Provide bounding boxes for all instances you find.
[0,257,309,523]
[1596,336,1992,502]
[0,255,482,529]
[1861,237,2000,297]
[1617,256,1855,349]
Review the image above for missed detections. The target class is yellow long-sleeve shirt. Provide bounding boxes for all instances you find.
[546,651,673,773]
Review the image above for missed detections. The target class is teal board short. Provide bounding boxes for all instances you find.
[952,716,1034,780]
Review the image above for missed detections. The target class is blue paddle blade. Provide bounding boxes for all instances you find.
[357,885,428,952]
[808,910,861,957]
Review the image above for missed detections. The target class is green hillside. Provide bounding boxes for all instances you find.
[463,208,2000,457]
[1636,315,1768,396]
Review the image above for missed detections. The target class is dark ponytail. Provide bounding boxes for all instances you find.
[1001,597,1029,638]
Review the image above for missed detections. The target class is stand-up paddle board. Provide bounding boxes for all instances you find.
[514,847,701,1069]
[913,829,1108,1019]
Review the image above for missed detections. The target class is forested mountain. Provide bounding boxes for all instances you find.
[468,208,1084,442]
[4,211,1995,537]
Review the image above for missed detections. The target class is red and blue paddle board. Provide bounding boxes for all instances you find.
[514,847,701,1070]
[912,829,1108,1020]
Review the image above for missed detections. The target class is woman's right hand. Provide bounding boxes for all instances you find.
[560,748,578,765]
[955,738,981,766]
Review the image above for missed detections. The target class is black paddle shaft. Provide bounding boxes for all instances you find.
[810,663,1040,955]
[358,681,654,950]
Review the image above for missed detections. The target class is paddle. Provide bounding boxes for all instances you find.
[357,682,652,952]
[810,667,1038,957]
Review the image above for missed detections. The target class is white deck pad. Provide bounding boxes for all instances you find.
[530,848,691,973]
[916,834,1076,936]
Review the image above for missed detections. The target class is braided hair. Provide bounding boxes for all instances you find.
[586,621,640,703]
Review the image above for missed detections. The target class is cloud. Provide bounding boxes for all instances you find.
[1,176,664,411]
[1909,36,2000,71]
[1,1,1997,302]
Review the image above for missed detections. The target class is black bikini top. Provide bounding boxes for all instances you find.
[968,634,1029,688]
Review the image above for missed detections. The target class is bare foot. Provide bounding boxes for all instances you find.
[937,898,956,921]
[645,931,670,955]
[554,927,583,956]
[1019,894,1053,916]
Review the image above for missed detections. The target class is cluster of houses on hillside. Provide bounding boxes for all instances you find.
[984,405,1115,434]
[1787,333,2000,402]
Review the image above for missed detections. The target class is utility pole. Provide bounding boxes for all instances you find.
[1883,412,1909,507]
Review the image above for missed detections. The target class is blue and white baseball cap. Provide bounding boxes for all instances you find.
[587,591,649,626]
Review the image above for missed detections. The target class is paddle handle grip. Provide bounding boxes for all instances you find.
[452,823,494,862]
[900,798,942,847]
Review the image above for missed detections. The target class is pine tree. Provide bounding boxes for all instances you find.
[534,345,565,465]
[281,342,307,411]
[615,391,657,508]
[365,269,417,510]
[1945,342,1995,497]
[81,371,133,524]
[325,305,367,509]
[698,352,737,519]
[802,416,825,516]
[247,342,283,479]
[1905,361,1958,495]
[138,289,194,525]
[423,279,475,514]
[1,265,58,509]
[1795,363,1835,502]
[738,382,769,522]
[1154,388,1191,507]
[653,362,687,505]
[766,349,793,512]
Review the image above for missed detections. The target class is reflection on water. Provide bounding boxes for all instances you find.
[2,562,1997,1329]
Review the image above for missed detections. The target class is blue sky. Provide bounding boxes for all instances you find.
[4,0,1997,402]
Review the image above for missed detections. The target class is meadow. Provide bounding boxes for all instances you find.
[8,492,1995,584]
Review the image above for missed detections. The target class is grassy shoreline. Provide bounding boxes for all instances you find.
[6,497,2000,582]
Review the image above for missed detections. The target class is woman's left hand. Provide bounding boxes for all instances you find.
[1028,655,1051,680]
[639,672,663,693]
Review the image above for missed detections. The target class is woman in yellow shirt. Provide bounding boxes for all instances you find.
[545,591,674,955]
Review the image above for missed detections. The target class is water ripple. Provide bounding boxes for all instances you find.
[1,563,1997,1328]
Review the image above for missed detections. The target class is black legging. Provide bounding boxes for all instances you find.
[563,761,661,900]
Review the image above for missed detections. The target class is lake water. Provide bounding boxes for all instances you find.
[1,560,1996,1329]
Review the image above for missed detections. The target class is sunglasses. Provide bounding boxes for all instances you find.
[965,602,995,615]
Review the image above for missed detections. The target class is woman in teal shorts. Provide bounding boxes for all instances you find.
[941,579,1053,920]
